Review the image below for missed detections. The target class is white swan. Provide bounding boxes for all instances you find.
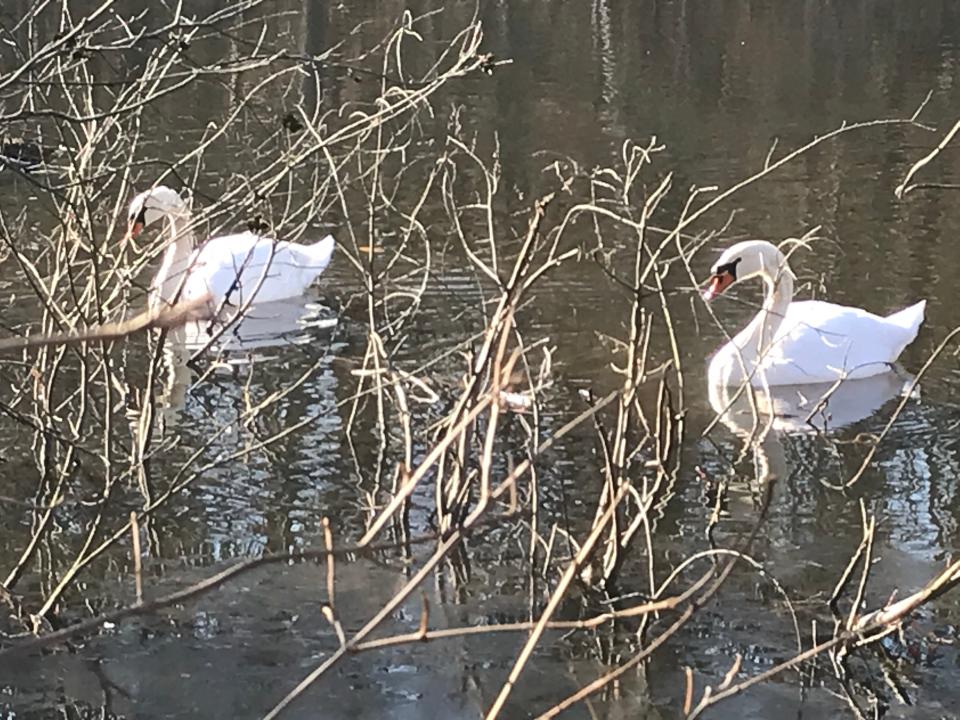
[126,186,335,310]
[703,240,925,387]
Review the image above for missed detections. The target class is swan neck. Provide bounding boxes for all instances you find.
[753,263,793,354]
[764,267,793,315]
[152,211,195,306]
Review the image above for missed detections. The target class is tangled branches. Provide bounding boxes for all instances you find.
[1,3,959,719]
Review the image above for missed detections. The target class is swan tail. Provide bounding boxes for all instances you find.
[885,300,926,356]
[885,300,925,336]
[307,234,335,272]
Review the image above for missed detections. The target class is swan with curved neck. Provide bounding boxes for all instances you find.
[703,240,925,387]
[127,186,334,310]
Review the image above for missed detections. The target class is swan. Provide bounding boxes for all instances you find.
[703,240,925,387]
[126,186,335,310]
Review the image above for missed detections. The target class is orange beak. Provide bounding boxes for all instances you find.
[703,270,735,301]
[125,220,144,243]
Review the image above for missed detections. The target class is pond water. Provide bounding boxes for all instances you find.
[2,1,960,718]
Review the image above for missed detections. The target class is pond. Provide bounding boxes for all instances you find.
[2,1,960,718]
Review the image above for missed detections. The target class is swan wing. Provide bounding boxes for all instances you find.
[759,300,922,384]
[190,232,334,305]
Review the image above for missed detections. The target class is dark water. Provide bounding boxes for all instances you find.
[2,1,960,718]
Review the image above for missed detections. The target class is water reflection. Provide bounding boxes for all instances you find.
[157,292,338,424]
[706,372,911,490]
[180,293,337,354]
[148,291,347,564]
[708,371,910,437]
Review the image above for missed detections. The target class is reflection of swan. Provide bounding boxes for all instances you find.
[707,373,911,488]
[179,294,337,354]
[156,326,195,432]
[156,293,338,423]
[703,241,925,387]
[708,371,910,436]
[126,186,335,309]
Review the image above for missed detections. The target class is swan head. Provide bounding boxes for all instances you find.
[703,240,791,300]
[126,186,187,240]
